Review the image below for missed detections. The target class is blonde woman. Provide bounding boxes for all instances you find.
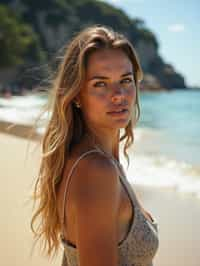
[31,25,159,266]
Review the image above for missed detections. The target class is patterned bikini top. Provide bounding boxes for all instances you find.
[59,149,159,266]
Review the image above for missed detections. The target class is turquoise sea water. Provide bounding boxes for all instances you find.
[0,90,200,197]
[138,90,200,166]
[122,90,200,197]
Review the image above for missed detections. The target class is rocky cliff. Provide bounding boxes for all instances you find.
[0,0,187,93]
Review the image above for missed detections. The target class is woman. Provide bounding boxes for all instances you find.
[31,25,159,266]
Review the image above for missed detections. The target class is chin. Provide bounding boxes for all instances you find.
[112,118,130,129]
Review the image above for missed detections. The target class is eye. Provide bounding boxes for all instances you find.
[93,81,107,87]
[121,78,133,84]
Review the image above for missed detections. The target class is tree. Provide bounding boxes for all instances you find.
[0,4,43,68]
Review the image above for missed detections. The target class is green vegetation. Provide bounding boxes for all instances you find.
[0,0,186,89]
[0,0,159,68]
[0,5,44,68]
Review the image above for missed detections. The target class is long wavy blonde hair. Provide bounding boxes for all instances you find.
[30,24,143,259]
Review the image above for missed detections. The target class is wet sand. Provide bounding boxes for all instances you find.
[0,123,200,266]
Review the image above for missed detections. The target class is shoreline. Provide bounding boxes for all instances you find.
[1,119,200,198]
[0,120,41,140]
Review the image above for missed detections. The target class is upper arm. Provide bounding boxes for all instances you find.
[71,154,120,266]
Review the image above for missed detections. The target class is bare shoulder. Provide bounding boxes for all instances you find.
[68,151,120,266]
[69,151,120,205]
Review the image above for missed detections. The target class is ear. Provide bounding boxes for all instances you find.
[74,95,80,102]
[74,95,81,104]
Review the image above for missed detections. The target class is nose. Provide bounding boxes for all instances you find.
[111,86,126,104]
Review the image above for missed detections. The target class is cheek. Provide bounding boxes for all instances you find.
[89,89,109,99]
[126,87,136,103]
[88,92,107,106]
[83,92,108,115]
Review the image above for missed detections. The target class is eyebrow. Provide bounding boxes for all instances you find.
[88,71,133,81]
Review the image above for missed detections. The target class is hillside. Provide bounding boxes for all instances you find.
[0,0,187,94]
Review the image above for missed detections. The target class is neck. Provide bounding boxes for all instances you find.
[84,127,120,161]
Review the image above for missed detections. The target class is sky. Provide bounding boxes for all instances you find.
[101,0,200,87]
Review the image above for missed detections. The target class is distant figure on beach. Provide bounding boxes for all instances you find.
[31,25,159,266]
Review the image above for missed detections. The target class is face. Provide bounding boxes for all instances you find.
[77,48,136,133]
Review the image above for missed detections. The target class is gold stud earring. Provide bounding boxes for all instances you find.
[74,101,81,108]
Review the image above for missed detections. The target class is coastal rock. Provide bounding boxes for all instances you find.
[0,0,188,92]
[149,57,186,89]
[136,39,157,72]
[140,74,164,92]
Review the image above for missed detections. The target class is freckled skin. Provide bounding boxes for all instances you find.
[78,48,136,135]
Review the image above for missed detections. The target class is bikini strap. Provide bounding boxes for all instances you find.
[60,149,105,238]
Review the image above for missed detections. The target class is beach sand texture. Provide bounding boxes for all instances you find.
[0,127,200,266]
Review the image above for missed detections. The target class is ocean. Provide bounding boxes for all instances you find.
[0,90,199,198]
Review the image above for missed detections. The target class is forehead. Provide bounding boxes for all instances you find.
[85,48,133,77]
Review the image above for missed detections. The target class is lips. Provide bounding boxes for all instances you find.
[107,107,129,114]
[107,107,129,117]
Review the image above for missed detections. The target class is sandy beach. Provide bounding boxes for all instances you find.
[0,123,200,266]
